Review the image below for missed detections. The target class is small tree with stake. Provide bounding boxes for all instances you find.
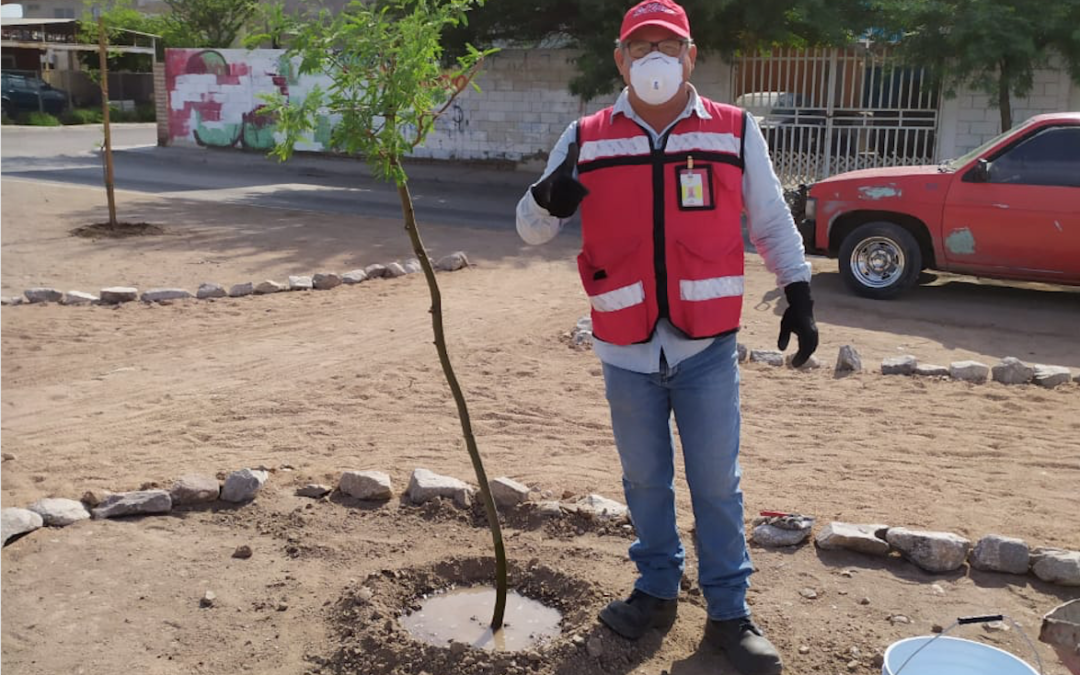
[255,0,508,628]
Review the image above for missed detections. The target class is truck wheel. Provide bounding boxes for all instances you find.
[838,221,922,299]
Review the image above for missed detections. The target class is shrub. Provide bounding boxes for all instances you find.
[135,103,156,122]
[60,108,104,125]
[1,111,12,125]
[18,111,62,126]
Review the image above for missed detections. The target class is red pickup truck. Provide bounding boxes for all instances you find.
[799,112,1080,298]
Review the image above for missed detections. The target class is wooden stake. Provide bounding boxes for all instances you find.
[97,16,117,226]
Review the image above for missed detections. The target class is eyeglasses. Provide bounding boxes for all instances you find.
[623,38,690,59]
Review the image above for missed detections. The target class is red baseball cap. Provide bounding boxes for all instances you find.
[619,0,691,42]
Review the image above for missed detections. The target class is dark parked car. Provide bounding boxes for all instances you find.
[2,71,68,117]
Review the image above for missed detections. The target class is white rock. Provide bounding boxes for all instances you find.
[296,484,331,498]
[885,527,971,573]
[61,291,98,305]
[383,262,408,278]
[992,357,1034,385]
[2,507,44,545]
[750,349,785,367]
[571,316,593,347]
[288,275,313,291]
[196,282,227,299]
[99,287,139,304]
[576,494,628,521]
[1033,365,1072,389]
[342,270,368,284]
[882,355,917,375]
[24,287,63,303]
[737,343,748,363]
[220,469,269,503]
[970,534,1030,575]
[1,296,25,306]
[1031,548,1080,586]
[28,498,90,526]
[489,477,530,507]
[313,273,342,290]
[949,360,989,383]
[141,288,192,303]
[228,282,254,297]
[339,470,392,500]
[815,522,891,556]
[406,468,473,507]
[836,345,863,373]
[788,354,823,370]
[533,501,563,518]
[364,264,388,279]
[915,364,950,377]
[1040,600,1080,665]
[92,490,172,519]
[753,523,811,547]
[254,280,285,295]
[169,474,220,505]
[402,258,423,274]
[435,251,469,272]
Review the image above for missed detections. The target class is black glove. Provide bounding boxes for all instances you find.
[531,142,589,218]
[778,281,819,368]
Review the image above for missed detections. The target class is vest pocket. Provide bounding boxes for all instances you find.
[669,239,744,337]
[577,245,651,344]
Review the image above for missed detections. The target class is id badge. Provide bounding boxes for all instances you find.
[677,160,713,210]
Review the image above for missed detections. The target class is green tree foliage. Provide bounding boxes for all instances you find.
[258,0,511,628]
[442,0,877,100]
[161,0,258,48]
[872,0,1080,131]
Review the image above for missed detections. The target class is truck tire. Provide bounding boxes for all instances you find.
[838,221,922,299]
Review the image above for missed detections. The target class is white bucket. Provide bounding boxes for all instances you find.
[883,636,1040,675]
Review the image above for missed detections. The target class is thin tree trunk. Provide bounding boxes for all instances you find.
[97,16,117,226]
[998,60,1013,133]
[394,172,508,630]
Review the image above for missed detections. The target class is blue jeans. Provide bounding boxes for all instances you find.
[601,333,752,621]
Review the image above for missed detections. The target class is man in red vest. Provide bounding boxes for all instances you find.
[516,1,817,673]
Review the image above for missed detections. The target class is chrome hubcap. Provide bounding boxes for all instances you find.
[851,237,905,289]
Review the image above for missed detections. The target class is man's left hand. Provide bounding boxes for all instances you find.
[777,281,818,368]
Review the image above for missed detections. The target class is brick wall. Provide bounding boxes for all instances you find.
[153,62,168,147]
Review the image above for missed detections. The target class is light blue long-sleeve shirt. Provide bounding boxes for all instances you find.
[516,86,812,374]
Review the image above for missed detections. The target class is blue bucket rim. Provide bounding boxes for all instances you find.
[883,635,1040,675]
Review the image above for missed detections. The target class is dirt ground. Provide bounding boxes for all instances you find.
[2,178,1079,675]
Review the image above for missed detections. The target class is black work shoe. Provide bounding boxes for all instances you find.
[706,617,783,675]
[598,589,678,640]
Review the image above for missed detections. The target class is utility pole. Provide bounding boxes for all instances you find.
[97,14,117,226]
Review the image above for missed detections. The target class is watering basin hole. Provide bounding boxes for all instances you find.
[401,587,562,651]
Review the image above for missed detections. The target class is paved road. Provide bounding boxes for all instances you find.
[1,124,535,229]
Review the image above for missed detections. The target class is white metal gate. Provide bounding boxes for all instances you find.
[732,46,941,186]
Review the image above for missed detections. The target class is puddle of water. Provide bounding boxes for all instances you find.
[401,586,562,651]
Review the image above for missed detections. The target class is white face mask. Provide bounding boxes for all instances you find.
[629,52,684,106]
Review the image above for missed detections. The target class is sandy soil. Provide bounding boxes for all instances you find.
[2,179,1079,675]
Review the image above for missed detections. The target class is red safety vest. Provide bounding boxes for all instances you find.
[574,97,747,346]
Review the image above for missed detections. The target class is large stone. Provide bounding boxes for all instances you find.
[750,350,785,367]
[254,280,285,295]
[949,360,989,384]
[313,273,342,290]
[92,490,172,519]
[575,494,628,521]
[737,343,748,363]
[571,316,593,348]
[836,345,863,373]
[100,287,139,304]
[882,355,918,375]
[788,354,823,370]
[752,517,813,547]
[364,264,388,279]
[1031,548,1080,586]
[61,291,98,305]
[220,469,269,503]
[342,270,368,284]
[489,477,530,507]
[24,287,63,303]
[992,357,1034,385]
[969,534,1030,575]
[402,259,423,274]
[28,498,90,526]
[1033,365,1072,389]
[383,262,408,278]
[815,522,891,556]
[407,468,473,507]
[196,282,227,299]
[915,364,949,377]
[288,275,313,291]
[296,484,331,498]
[435,252,469,272]
[141,288,192,303]
[1,296,25,306]
[885,527,972,573]
[2,507,44,545]
[339,470,392,500]
[170,474,220,505]
[228,282,254,297]
[1040,600,1080,674]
